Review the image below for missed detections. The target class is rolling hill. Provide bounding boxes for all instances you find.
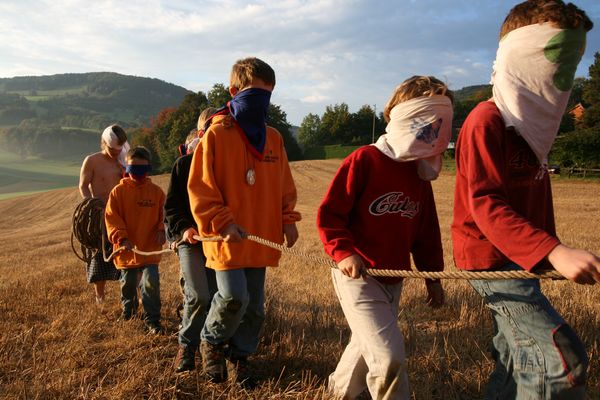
[0,72,191,128]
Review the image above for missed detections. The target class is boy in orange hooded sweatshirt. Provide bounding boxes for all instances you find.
[188,57,301,387]
[105,146,166,334]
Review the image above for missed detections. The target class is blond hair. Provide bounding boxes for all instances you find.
[196,107,218,132]
[500,0,592,38]
[185,129,198,145]
[383,76,453,122]
[230,57,276,90]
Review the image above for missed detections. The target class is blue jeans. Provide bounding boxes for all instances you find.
[121,264,161,324]
[201,267,266,358]
[470,263,588,399]
[177,243,216,347]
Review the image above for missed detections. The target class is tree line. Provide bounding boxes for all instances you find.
[551,52,600,169]
[130,84,303,172]
[1,59,598,171]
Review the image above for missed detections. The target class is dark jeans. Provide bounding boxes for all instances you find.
[121,264,161,323]
[178,243,216,347]
[201,267,266,358]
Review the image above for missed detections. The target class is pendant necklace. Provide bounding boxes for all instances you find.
[246,168,256,185]
[244,147,256,186]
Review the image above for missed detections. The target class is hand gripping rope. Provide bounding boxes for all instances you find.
[71,199,563,280]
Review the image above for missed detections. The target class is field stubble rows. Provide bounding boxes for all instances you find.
[0,160,599,399]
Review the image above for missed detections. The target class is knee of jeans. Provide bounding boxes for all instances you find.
[552,324,588,387]
[222,296,247,314]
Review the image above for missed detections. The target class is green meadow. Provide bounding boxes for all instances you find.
[0,149,81,200]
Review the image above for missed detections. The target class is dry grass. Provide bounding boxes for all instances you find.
[0,159,599,399]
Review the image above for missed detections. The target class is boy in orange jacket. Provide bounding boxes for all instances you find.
[188,57,301,387]
[105,146,166,334]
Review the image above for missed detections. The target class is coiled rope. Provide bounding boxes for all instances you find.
[71,200,564,280]
[71,198,106,263]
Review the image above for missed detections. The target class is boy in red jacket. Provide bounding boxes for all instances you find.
[452,1,599,398]
[317,76,452,399]
[105,146,166,334]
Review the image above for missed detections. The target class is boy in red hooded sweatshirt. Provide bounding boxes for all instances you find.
[452,1,599,398]
[105,146,166,334]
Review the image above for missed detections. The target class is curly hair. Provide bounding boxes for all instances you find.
[500,0,593,38]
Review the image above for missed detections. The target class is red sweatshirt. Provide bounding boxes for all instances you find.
[452,101,560,271]
[317,145,444,284]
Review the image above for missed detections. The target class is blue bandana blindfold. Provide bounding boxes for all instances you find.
[228,88,271,155]
[125,164,152,179]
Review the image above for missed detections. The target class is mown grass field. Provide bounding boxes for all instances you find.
[0,149,81,200]
[0,160,599,399]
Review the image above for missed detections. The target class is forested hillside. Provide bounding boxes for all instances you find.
[0,73,190,159]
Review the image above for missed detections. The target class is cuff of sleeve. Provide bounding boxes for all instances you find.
[332,249,356,264]
[178,222,195,237]
[113,230,128,244]
[211,213,235,236]
[283,211,302,224]
[521,237,561,271]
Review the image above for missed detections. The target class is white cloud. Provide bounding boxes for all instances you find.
[0,0,599,125]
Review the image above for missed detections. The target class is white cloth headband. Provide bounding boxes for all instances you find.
[186,137,200,154]
[372,95,453,180]
[102,125,130,168]
[491,22,586,170]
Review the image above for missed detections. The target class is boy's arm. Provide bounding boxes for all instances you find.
[316,157,360,265]
[411,186,444,273]
[156,189,166,245]
[78,156,93,199]
[104,187,128,245]
[164,161,194,238]
[188,131,235,236]
[460,118,559,271]
[411,187,445,307]
[279,138,301,225]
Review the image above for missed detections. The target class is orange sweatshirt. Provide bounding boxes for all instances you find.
[188,115,301,270]
[105,177,166,269]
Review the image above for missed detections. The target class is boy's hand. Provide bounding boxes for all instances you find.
[156,230,166,245]
[547,244,600,284]
[425,280,444,308]
[182,227,199,244]
[221,224,246,243]
[337,254,365,279]
[283,223,299,247]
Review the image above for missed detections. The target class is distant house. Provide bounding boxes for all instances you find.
[568,103,585,121]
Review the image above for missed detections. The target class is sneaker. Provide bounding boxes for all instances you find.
[200,341,227,383]
[229,356,257,389]
[175,345,196,373]
[145,320,162,335]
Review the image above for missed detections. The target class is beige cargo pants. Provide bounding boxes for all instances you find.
[328,269,410,400]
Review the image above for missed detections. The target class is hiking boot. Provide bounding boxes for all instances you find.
[175,345,196,373]
[144,320,162,335]
[120,310,134,321]
[229,356,257,390]
[200,341,227,383]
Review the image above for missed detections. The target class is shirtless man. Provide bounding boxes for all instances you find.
[78,124,129,303]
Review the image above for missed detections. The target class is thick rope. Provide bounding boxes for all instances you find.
[101,233,564,280]
[72,199,563,280]
[242,234,564,280]
[70,198,105,263]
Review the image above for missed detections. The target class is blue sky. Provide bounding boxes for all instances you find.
[1,0,599,125]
